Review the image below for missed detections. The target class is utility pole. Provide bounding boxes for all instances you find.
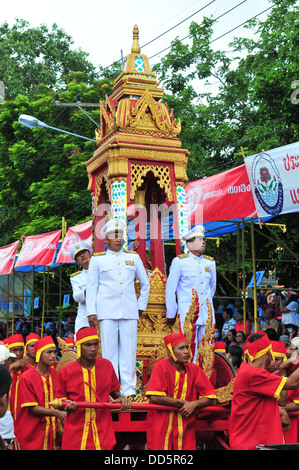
[54,94,100,127]
[0,81,5,103]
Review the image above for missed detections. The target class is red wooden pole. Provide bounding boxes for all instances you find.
[50,399,229,416]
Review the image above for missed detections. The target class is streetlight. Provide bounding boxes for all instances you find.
[18,114,96,142]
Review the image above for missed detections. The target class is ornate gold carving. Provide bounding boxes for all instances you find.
[86,144,189,176]
[134,190,145,205]
[196,300,215,379]
[131,24,141,54]
[95,170,109,204]
[56,350,77,372]
[137,268,178,351]
[130,163,173,201]
[107,157,129,179]
[116,133,183,148]
[183,290,199,361]
[127,89,181,136]
[174,162,188,183]
[98,99,116,141]
[110,25,163,103]
[215,378,236,405]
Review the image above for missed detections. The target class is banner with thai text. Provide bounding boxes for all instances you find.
[15,230,61,267]
[244,142,299,217]
[185,164,257,224]
[0,240,19,275]
[56,220,92,264]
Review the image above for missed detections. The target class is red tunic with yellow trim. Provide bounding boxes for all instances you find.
[229,362,287,450]
[56,357,120,450]
[283,388,299,443]
[9,365,28,421]
[145,358,216,450]
[14,366,59,450]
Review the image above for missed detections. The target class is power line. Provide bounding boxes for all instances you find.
[72,1,273,101]
[47,0,250,102]
[140,0,216,49]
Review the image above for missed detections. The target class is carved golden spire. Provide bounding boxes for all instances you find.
[131,25,140,54]
[110,25,163,102]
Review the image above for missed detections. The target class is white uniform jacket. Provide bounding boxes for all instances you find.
[70,269,89,332]
[86,249,150,320]
[165,251,217,327]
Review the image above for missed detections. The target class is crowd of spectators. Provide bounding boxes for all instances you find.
[214,288,299,349]
[213,287,299,373]
[0,310,76,347]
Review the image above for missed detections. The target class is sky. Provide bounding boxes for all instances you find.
[3,0,274,73]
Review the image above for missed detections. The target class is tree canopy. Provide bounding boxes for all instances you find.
[0,19,95,99]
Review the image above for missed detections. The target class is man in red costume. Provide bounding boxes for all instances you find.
[229,331,299,450]
[15,336,65,450]
[145,333,216,450]
[56,326,132,450]
[6,334,28,421]
[24,333,40,367]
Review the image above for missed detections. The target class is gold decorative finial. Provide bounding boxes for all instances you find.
[131,24,140,54]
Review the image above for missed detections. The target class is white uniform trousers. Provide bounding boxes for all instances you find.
[99,319,137,397]
[192,325,206,363]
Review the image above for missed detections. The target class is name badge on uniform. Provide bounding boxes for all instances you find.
[125,260,135,266]
[205,266,212,273]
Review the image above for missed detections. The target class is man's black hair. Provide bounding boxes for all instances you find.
[247,333,264,343]
[0,365,12,397]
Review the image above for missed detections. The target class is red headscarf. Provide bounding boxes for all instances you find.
[34,336,56,362]
[75,327,99,357]
[271,340,288,362]
[243,331,275,362]
[164,333,188,362]
[6,334,24,351]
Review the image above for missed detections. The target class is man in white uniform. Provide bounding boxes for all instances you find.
[165,225,217,362]
[69,241,92,337]
[86,219,150,397]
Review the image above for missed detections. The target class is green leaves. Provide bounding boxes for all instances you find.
[0,19,95,99]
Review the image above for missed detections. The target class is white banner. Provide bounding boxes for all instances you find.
[244,142,299,217]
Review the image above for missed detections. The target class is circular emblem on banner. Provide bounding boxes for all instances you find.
[18,240,35,260]
[61,235,82,257]
[186,185,202,214]
[251,153,283,215]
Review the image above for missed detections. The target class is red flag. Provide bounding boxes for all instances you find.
[0,241,20,275]
[56,220,92,264]
[185,164,257,224]
[15,230,61,267]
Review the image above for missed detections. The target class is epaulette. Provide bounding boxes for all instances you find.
[70,270,82,277]
[203,255,214,261]
[178,253,188,259]
[123,249,137,254]
[94,252,106,256]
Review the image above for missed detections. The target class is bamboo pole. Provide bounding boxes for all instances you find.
[31,268,35,332]
[41,266,46,336]
[12,269,15,330]
[241,219,246,321]
[250,218,258,332]
[261,220,299,261]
